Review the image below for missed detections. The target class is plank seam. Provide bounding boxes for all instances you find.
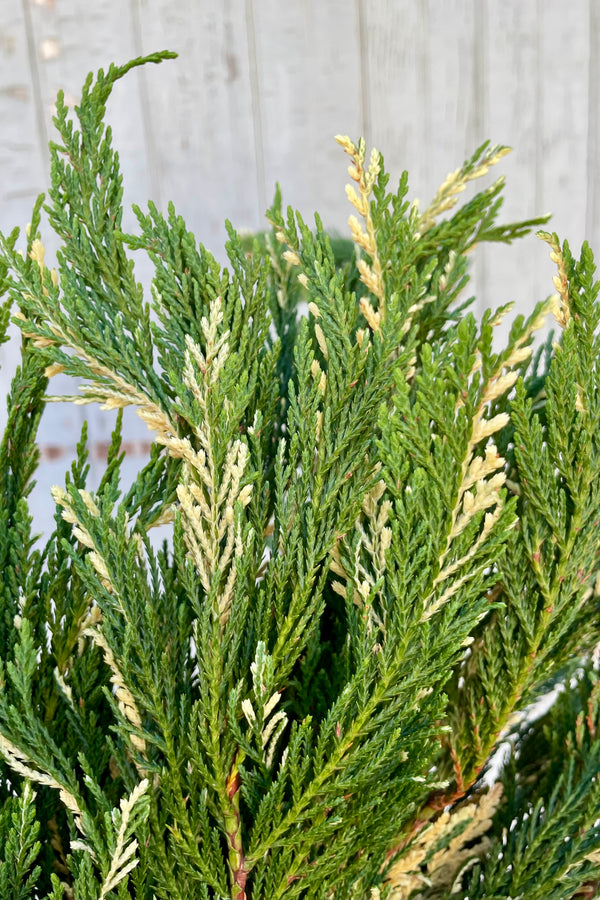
[244,0,266,217]
[20,0,49,170]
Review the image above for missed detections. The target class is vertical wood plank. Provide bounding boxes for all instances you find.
[362,1,484,208]
[249,0,363,235]
[133,0,262,248]
[536,0,590,255]
[586,0,600,253]
[474,0,550,326]
[424,0,480,192]
[0,1,48,407]
[360,1,497,316]
[20,0,157,482]
[0,2,47,229]
[24,0,154,234]
[361,0,434,198]
[361,0,590,332]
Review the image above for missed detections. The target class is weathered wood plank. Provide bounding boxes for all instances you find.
[361,1,495,313]
[587,1,600,252]
[0,1,47,223]
[475,0,551,326]
[360,0,592,332]
[133,0,262,248]
[21,0,158,483]
[0,0,49,409]
[535,0,590,255]
[249,0,363,235]
[361,0,435,196]
[24,0,154,229]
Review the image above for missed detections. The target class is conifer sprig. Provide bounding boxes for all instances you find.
[440,233,600,795]
[0,51,599,900]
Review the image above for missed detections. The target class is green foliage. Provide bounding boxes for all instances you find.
[0,783,42,900]
[0,51,598,900]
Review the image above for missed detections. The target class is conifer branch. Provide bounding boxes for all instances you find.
[0,50,598,900]
[336,134,385,330]
[417,142,511,236]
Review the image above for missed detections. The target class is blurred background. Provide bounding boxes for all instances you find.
[0,0,598,533]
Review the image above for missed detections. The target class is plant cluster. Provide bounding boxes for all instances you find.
[0,51,599,900]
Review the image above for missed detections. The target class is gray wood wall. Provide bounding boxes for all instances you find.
[0,0,598,533]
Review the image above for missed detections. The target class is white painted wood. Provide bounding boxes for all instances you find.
[15,0,156,247]
[362,0,436,197]
[249,0,362,234]
[0,1,47,228]
[535,0,590,255]
[0,0,49,404]
[587,0,600,252]
[361,0,486,307]
[14,0,158,491]
[133,0,262,248]
[0,0,598,532]
[475,0,552,326]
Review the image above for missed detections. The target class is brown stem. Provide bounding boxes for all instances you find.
[225,753,248,900]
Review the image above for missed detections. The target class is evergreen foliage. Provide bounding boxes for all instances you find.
[0,51,599,899]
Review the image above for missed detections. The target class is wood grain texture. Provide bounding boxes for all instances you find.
[362,0,488,308]
[24,0,154,235]
[249,0,362,234]
[134,0,262,250]
[475,0,549,324]
[23,0,158,485]
[0,0,49,398]
[587,0,600,252]
[0,1,47,221]
[362,0,434,195]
